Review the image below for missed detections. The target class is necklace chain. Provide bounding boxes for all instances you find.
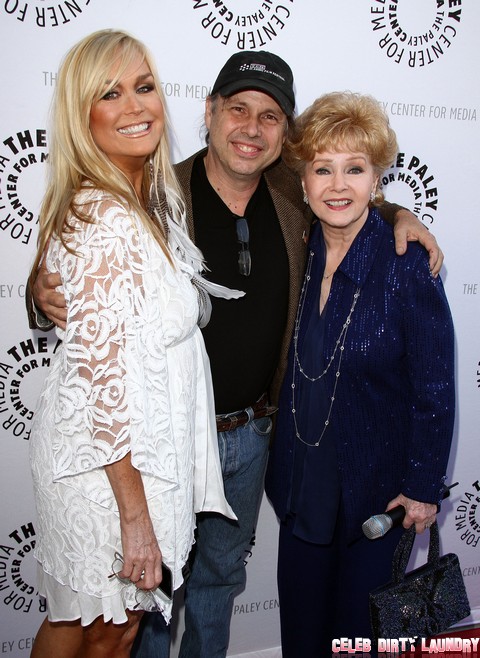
[291,250,360,447]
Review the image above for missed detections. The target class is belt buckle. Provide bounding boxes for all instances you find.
[216,411,246,432]
[227,414,239,431]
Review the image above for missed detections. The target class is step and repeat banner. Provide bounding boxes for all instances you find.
[0,1,478,656]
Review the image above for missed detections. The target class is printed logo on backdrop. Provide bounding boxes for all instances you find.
[370,0,462,67]
[455,480,480,549]
[0,128,47,247]
[381,151,439,226]
[0,336,61,442]
[3,0,92,28]
[233,596,279,616]
[243,530,256,566]
[0,282,25,300]
[0,521,45,615]
[192,0,295,49]
[383,100,477,123]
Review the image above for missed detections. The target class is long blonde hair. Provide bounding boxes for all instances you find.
[30,29,183,287]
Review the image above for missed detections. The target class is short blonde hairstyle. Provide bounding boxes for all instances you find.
[285,92,398,202]
[30,29,183,284]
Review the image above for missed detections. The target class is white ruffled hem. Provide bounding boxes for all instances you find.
[38,564,172,626]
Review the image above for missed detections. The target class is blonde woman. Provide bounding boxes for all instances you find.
[29,29,238,658]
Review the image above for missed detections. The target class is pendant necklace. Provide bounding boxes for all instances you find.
[291,250,360,447]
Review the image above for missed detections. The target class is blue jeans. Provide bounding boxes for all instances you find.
[131,608,170,657]
[132,415,272,658]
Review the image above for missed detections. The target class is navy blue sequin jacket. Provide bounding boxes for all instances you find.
[265,209,455,543]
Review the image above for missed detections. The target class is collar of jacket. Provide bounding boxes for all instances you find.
[310,208,386,289]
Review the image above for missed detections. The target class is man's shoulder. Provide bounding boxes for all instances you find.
[174,148,206,181]
[264,158,305,211]
[264,157,298,184]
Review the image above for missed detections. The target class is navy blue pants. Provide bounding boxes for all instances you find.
[277,512,405,657]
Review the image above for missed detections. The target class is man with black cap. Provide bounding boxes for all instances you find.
[31,50,442,658]
[173,51,311,657]
[133,53,312,657]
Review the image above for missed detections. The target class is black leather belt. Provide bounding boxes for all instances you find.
[216,392,277,433]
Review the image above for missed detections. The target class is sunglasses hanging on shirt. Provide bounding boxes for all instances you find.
[235,216,251,276]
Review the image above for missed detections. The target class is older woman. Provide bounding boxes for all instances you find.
[265,92,455,656]
[28,30,239,658]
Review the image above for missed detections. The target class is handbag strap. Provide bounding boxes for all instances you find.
[392,521,440,583]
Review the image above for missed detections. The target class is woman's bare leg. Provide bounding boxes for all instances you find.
[31,611,143,658]
[30,618,82,658]
[75,610,143,658]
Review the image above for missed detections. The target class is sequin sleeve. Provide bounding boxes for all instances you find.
[400,251,455,504]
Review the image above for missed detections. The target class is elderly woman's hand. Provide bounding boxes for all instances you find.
[386,493,437,534]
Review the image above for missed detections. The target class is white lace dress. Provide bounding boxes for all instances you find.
[30,188,235,625]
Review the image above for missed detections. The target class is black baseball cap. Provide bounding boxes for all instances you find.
[211,51,295,116]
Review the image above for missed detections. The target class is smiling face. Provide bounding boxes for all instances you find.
[204,89,287,185]
[302,149,378,234]
[89,52,164,179]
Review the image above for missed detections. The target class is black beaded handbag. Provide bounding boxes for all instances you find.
[369,522,470,642]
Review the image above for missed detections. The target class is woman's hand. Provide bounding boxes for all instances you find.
[105,453,163,591]
[118,508,163,592]
[386,493,437,534]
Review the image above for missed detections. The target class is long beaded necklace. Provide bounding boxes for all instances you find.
[291,250,360,447]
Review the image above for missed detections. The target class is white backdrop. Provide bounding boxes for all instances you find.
[0,2,479,656]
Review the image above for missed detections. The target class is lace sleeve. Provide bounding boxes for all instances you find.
[51,197,147,479]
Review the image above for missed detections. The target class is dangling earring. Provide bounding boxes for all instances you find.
[303,191,309,204]
[370,190,376,203]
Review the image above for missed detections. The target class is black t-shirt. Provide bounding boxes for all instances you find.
[191,155,289,414]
